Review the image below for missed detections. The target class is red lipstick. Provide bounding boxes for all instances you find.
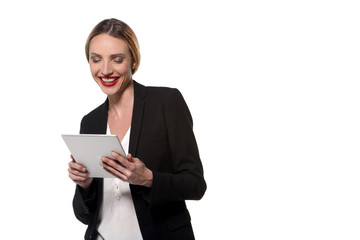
[99,76,119,87]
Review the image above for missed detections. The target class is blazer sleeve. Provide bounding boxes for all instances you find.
[149,88,206,209]
[72,181,99,224]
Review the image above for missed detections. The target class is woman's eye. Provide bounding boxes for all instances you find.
[114,58,124,63]
[91,58,100,63]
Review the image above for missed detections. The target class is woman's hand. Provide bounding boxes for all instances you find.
[68,155,93,189]
[100,152,153,187]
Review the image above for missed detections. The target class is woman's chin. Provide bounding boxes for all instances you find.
[100,87,118,96]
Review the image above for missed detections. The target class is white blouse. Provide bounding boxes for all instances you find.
[96,126,143,240]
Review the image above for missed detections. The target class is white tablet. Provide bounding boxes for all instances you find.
[62,134,126,178]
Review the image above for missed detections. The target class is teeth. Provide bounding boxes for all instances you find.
[101,78,117,83]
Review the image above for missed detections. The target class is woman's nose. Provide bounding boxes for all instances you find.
[101,61,113,76]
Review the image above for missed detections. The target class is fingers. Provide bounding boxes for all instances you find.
[101,160,129,181]
[100,156,130,180]
[111,152,132,167]
[68,159,89,181]
[69,172,89,183]
[69,160,87,173]
[68,166,89,178]
[100,152,152,187]
[67,156,93,189]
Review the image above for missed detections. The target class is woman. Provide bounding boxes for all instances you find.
[68,18,206,240]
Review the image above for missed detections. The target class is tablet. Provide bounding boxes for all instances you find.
[62,134,126,178]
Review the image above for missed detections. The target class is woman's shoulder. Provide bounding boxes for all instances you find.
[146,85,178,97]
[135,81,183,103]
[141,84,190,117]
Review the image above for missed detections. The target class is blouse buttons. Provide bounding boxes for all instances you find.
[113,179,121,200]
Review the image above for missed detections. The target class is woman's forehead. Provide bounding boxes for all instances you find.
[89,34,130,55]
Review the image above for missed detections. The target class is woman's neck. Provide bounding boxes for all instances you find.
[108,80,134,116]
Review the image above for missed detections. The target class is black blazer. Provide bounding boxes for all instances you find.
[72,81,206,240]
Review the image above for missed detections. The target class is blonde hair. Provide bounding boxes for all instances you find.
[85,18,141,74]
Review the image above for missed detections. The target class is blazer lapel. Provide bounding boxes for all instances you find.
[80,98,108,134]
[129,81,145,156]
[98,99,109,134]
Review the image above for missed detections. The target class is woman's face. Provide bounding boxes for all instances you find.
[88,33,134,96]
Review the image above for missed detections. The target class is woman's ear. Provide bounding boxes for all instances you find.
[132,61,136,72]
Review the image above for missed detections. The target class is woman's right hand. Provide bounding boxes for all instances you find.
[68,155,93,189]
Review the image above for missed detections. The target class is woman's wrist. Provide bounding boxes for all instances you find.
[144,169,153,188]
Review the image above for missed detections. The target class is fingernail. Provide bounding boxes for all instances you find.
[82,167,87,172]
[101,157,105,161]
[111,152,116,157]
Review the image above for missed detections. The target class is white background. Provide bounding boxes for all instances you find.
[0,0,360,239]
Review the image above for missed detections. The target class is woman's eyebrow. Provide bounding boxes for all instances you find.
[90,53,126,58]
[110,53,126,58]
[90,53,101,57]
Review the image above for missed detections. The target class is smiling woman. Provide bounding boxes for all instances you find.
[67,18,206,240]
[89,34,134,95]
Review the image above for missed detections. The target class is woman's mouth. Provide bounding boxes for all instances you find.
[99,76,119,87]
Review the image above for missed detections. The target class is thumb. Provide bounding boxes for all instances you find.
[127,153,133,162]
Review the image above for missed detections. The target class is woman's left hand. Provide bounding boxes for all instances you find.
[100,152,153,187]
